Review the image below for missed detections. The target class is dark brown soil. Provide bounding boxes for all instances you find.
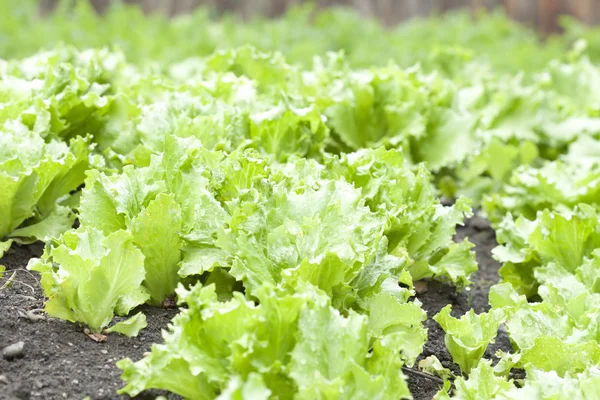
[0,214,505,400]
[0,244,179,400]
[406,213,511,399]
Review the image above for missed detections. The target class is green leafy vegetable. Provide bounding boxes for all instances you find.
[0,129,90,242]
[434,360,513,400]
[7,3,600,398]
[118,283,412,399]
[483,135,600,223]
[0,240,12,259]
[436,361,600,399]
[106,312,148,337]
[418,355,453,381]
[29,228,149,332]
[433,305,504,374]
[493,205,600,297]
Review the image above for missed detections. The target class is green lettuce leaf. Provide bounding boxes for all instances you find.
[418,355,452,381]
[433,305,504,374]
[325,147,477,286]
[483,136,600,224]
[0,240,12,259]
[437,362,600,399]
[28,228,149,332]
[434,360,513,400]
[117,283,412,399]
[131,193,183,305]
[0,125,90,242]
[106,312,148,337]
[493,205,600,297]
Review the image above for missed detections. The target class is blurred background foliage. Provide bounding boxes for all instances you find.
[39,0,600,33]
[5,0,600,75]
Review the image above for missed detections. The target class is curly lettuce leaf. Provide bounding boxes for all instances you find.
[131,193,183,305]
[28,228,149,332]
[483,136,600,224]
[325,147,477,286]
[490,263,600,376]
[493,205,600,296]
[434,360,513,400]
[437,362,600,399]
[105,312,148,337]
[117,283,412,399]
[0,125,90,242]
[433,305,504,374]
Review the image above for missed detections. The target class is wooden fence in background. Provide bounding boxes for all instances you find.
[39,0,600,33]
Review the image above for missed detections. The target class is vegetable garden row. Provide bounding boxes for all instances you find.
[3,1,600,398]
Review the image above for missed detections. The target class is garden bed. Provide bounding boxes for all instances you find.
[0,215,504,400]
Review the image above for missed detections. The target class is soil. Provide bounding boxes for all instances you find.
[406,213,511,399]
[0,245,180,400]
[0,214,507,400]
